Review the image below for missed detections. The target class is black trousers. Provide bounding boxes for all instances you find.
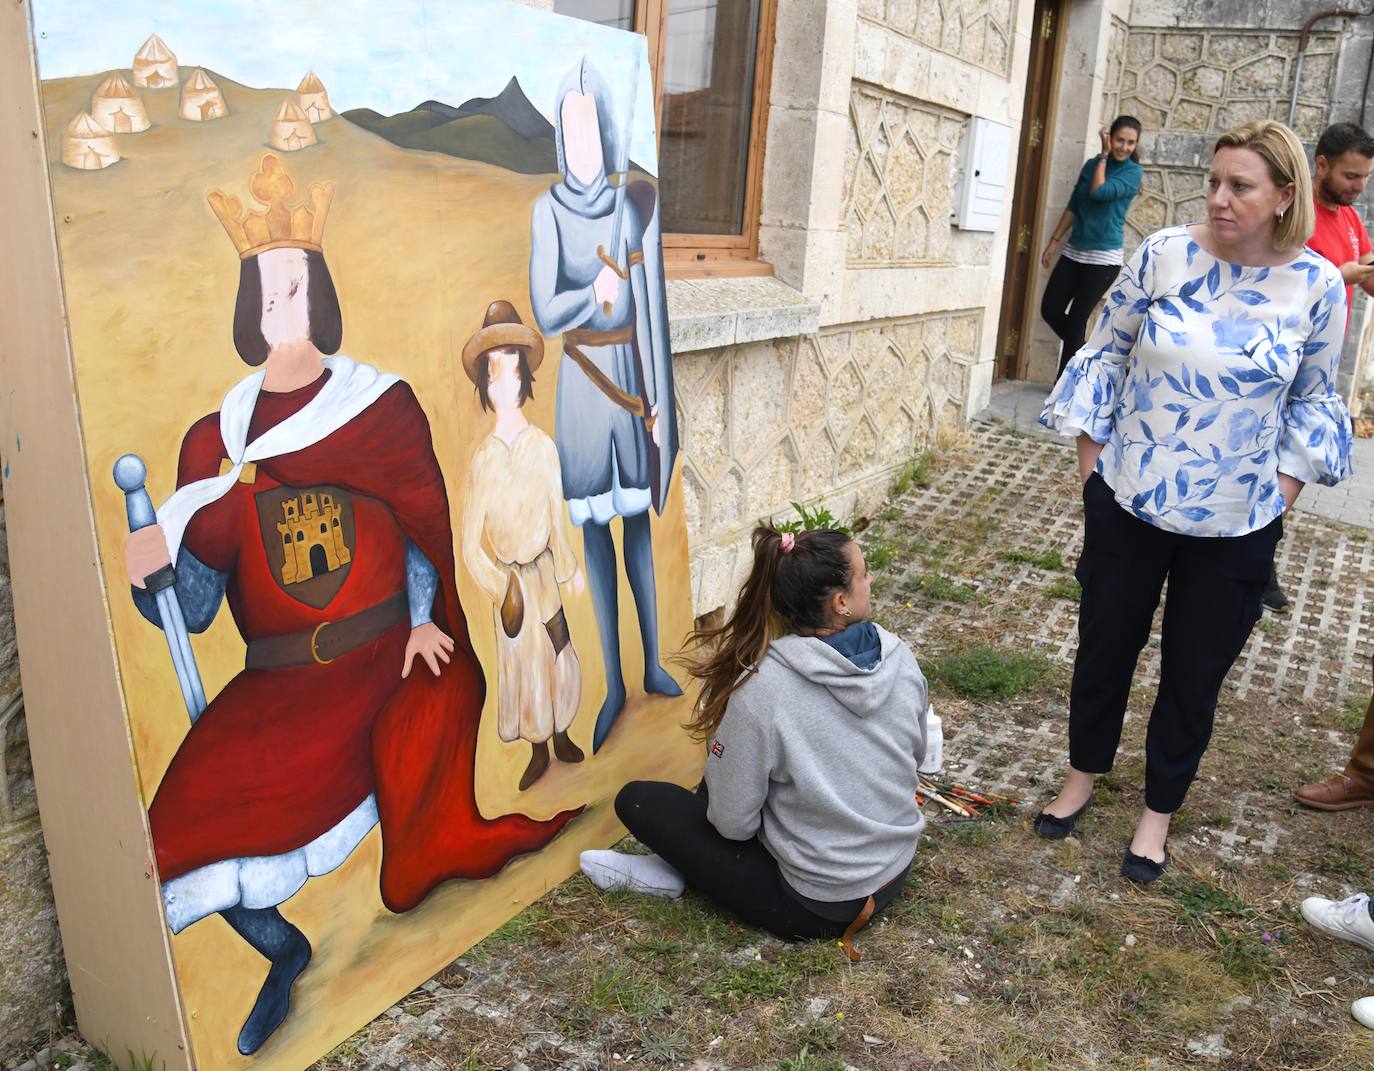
[1041,257,1121,375]
[614,781,856,940]
[1069,474,1281,813]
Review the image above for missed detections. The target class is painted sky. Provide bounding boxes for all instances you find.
[30,0,658,169]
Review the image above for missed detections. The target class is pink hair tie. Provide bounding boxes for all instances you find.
[779,532,796,553]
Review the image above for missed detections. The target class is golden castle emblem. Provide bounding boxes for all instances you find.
[208,154,334,259]
[276,492,351,585]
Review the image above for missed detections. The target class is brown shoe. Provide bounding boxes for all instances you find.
[519,741,550,791]
[1294,774,1374,811]
[552,729,584,764]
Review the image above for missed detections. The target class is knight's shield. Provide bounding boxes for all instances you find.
[256,484,356,608]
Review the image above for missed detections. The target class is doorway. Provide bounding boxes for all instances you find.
[994,0,1066,380]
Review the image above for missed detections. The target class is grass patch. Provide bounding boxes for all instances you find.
[1045,576,1082,601]
[704,942,843,1007]
[1168,879,1283,984]
[864,534,900,573]
[1255,614,1283,636]
[1314,835,1367,878]
[1340,690,1370,733]
[1000,548,1065,571]
[924,644,1054,701]
[892,450,934,496]
[902,572,978,603]
[777,1047,847,1071]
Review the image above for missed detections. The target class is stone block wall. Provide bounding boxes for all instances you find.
[1028,1,1374,387]
[1104,26,1342,254]
[677,310,979,612]
[677,0,1033,616]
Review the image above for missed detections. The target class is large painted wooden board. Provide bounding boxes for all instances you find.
[11,2,701,1068]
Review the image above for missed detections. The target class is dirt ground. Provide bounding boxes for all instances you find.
[18,421,1374,1071]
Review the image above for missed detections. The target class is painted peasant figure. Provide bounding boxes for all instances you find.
[529,58,681,752]
[461,301,586,790]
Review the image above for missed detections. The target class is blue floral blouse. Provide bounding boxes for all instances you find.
[1041,225,1354,537]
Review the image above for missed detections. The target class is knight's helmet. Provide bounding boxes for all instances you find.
[553,57,622,182]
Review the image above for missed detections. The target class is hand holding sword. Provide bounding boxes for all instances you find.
[115,454,208,722]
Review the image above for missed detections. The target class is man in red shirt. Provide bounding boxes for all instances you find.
[1263,124,1374,615]
[1308,122,1374,320]
[1293,124,1374,811]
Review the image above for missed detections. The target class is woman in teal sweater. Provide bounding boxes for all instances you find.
[1040,116,1144,375]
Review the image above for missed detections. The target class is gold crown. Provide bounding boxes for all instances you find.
[207,154,334,259]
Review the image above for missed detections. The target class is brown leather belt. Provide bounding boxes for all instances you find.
[245,592,408,671]
[839,873,904,963]
[563,327,655,432]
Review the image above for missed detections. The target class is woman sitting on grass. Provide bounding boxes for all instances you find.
[581,526,929,953]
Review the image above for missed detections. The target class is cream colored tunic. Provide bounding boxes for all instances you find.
[462,426,581,743]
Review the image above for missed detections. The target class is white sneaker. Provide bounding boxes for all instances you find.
[579,849,685,898]
[1352,996,1374,1029]
[1300,893,1374,952]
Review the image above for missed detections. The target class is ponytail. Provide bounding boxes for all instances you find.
[680,525,851,740]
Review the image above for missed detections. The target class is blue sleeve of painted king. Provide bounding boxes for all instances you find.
[405,539,438,628]
[131,548,227,634]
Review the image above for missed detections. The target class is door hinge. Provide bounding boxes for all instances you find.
[1002,327,1020,358]
[1016,224,1032,253]
[1028,118,1044,150]
[1042,9,1054,38]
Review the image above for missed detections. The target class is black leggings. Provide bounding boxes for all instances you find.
[614,781,852,940]
[1041,256,1121,375]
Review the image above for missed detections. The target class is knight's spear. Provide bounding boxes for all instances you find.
[114,454,208,722]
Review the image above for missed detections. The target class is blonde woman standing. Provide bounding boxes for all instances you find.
[1035,121,1353,882]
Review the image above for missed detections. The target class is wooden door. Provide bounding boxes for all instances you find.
[994,0,1065,380]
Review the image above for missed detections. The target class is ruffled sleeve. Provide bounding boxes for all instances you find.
[1040,236,1153,443]
[1278,268,1354,487]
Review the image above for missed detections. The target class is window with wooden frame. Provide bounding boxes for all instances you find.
[553,0,777,278]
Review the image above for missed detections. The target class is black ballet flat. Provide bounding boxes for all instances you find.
[1121,843,1170,885]
[1032,797,1092,840]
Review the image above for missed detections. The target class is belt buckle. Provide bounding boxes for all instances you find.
[310,621,334,665]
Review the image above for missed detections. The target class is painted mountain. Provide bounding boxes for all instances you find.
[344,76,558,174]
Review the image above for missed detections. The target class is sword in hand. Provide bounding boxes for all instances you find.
[115,454,208,723]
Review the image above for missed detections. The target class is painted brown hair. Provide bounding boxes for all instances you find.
[474,348,536,411]
[232,249,343,366]
[680,525,852,740]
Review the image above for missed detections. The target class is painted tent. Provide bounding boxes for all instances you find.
[14,1,698,1069]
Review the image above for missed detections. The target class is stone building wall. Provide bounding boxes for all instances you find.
[1106,26,1342,254]
[1026,0,1374,388]
[677,0,1032,615]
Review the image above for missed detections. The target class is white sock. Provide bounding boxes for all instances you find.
[580,849,685,898]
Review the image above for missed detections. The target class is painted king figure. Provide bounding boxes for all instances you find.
[529,58,681,752]
[121,155,579,1057]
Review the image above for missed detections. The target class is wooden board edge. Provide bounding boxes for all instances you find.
[0,5,193,1067]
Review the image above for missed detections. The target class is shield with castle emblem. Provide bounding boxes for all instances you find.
[256,484,356,608]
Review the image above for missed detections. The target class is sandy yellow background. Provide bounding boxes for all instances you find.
[39,68,702,1071]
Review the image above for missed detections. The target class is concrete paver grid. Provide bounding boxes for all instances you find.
[886,420,1374,711]
[871,419,1374,871]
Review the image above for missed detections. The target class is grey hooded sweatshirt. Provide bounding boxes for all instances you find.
[703,623,928,903]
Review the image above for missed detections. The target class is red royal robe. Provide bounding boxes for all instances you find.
[147,371,580,912]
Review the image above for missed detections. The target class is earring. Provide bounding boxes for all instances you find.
[841,608,853,618]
